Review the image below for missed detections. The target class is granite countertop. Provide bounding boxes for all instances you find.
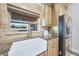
[48,35,58,40]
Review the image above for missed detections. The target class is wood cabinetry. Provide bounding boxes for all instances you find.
[45,4,53,26]
[8,3,41,14]
[48,38,58,56]
[41,4,53,26]
[0,4,9,32]
[38,38,58,56]
[38,51,48,56]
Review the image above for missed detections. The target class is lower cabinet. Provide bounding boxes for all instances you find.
[48,38,58,56]
[38,38,58,56]
[48,46,58,56]
[48,46,54,55]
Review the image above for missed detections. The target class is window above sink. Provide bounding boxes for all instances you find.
[10,12,37,32]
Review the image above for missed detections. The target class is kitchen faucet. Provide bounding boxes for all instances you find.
[28,23,32,38]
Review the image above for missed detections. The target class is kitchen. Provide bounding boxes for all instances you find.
[2,3,75,56]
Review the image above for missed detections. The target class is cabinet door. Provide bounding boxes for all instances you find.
[48,38,58,56]
[48,46,53,56]
[48,45,58,56]
[41,4,53,26]
[53,46,58,56]
[52,38,58,56]
[45,5,52,25]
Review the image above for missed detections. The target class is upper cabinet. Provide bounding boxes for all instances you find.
[7,3,41,14]
[58,4,68,16]
[45,4,53,26]
[41,4,55,27]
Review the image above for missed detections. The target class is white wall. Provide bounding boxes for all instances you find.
[67,4,79,53]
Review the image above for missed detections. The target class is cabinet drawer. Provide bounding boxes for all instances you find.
[48,39,55,42]
[48,42,55,46]
[48,40,56,46]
